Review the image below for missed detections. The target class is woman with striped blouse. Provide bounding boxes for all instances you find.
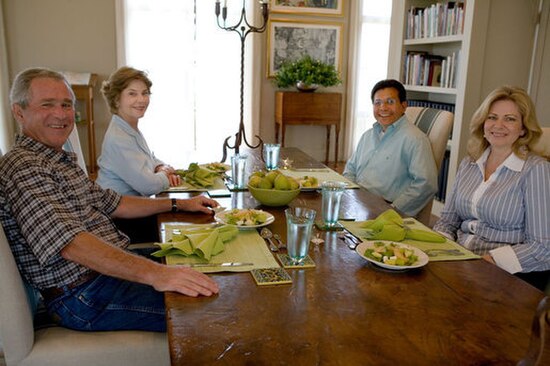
[434,86,550,290]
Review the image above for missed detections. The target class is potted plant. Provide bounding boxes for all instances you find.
[273,55,341,92]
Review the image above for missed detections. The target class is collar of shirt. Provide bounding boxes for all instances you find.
[475,148,525,174]
[373,114,407,139]
[16,134,77,164]
[113,114,145,139]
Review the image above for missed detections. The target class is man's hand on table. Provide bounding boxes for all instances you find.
[153,265,219,297]
[176,195,219,215]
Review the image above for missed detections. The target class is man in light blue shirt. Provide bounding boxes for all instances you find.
[343,79,437,217]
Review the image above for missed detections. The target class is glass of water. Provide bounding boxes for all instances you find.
[263,143,281,171]
[285,207,316,264]
[231,154,248,189]
[321,181,347,228]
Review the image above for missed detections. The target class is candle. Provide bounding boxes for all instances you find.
[223,0,227,7]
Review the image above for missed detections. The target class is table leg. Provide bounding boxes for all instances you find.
[325,125,330,164]
[335,123,340,165]
[281,125,286,147]
[275,122,279,143]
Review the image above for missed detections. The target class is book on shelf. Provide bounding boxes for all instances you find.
[403,51,457,88]
[406,1,465,40]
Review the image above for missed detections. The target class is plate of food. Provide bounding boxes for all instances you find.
[355,240,429,271]
[214,208,275,229]
[297,176,320,191]
[201,162,231,174]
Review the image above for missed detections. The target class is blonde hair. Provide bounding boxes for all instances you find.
[101,66,152,114]
[467,86,542,160]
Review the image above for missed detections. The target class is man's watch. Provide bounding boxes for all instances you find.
[171,198,178,213]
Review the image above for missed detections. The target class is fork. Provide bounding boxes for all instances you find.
[273,233,286,249]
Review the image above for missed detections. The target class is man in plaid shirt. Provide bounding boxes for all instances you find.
[0,68,219,332]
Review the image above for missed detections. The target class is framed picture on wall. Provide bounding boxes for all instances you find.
[270,0,343,16]
[267,19,343,77]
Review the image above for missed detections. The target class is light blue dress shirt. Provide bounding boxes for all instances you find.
[434,150,550,273]
[96,115,169,196]
[343,115,438,216]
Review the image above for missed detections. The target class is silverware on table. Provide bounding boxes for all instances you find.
[425,249,464,257]
[187,262,253,268]
[339,231,361,250]
[273,233,286,249]
[260,228,279,252]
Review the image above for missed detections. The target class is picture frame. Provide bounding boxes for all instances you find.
[267,19,343,77]
[270,0,343,16]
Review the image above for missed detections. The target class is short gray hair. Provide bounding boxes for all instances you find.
[10,67,75,108]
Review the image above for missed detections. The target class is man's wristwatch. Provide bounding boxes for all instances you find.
[171,198,178,213]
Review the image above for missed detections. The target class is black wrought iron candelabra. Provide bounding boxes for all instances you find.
[215,0,269,162]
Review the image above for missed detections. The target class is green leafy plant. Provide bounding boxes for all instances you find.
[274,55,341,89]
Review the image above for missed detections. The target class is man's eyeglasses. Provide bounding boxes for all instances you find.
[373,98,398,107]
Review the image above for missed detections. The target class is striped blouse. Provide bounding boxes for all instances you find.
[433,149,550,273]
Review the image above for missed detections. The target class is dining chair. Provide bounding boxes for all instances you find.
[63,127,88,174]
[405,107,454,226]
[0,223,170,366]
[532,127,550,160]
[518,296,550,366]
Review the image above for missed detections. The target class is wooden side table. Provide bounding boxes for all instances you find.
[275,91,342,164]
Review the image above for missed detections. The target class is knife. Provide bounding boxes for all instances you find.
[186,262,253,268]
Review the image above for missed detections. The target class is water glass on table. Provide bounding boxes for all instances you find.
[231,154,248,189]
[263,143,281,171]
[321,181,347,229]
[285,207,316,265]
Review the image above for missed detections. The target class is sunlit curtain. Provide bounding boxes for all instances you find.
[346,0,392,158]
[117,0,257,166]
[0,2,15,153]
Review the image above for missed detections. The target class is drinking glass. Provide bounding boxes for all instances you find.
[321,181,347,228]
[285,207,316,264]
[263,143,281,171]
[231,154,248,189]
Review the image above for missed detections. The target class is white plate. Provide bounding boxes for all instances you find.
[214,209,275,229]
[355,240,429,271]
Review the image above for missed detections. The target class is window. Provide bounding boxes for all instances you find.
[350,1,392,149]
[119,0,255,166]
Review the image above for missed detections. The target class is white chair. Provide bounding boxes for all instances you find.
[63,127,88,175]
[517,296,550,366]
[532,127,550,160]
[0,224,170,366]
[405,107,454,226]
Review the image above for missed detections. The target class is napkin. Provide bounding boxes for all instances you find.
[151,225,239,260]
[359,209,446,243]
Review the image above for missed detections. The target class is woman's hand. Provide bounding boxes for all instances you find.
[155,164,181,187]
[482,253,496,265]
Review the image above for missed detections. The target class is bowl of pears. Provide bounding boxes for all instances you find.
[247,170,300,207]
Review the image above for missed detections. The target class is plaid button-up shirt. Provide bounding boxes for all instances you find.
[0,134,130,290]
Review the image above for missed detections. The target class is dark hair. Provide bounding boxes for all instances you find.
[371,79,407,103]
[101,66,152,114]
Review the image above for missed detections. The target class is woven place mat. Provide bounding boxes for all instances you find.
[163,224,280,272]
[340,219,480,262]
[283,169,359,189]
[163,177,227,192]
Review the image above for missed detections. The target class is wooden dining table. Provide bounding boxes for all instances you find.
[158,147,546,365]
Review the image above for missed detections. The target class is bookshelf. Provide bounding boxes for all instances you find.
[388,0,538,214]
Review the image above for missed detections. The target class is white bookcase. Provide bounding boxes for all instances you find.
[388,0,539,209]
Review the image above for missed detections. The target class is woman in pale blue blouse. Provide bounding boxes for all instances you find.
[96,67,181,196]
[434,86,550,290]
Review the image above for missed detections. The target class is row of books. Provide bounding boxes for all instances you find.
[436,151,451,202]
[407,100,455,113]
[406,1,465,39]
[403,51,459,88]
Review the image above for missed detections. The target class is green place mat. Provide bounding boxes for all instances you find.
[164,224,280,272]
[341,219,480,262]
[284,169,359,189]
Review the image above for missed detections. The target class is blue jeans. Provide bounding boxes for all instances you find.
[46,274,166,332]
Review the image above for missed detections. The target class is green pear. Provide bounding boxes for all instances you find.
[266,170,280,183]
[289,177,299,190]
[274,174,290,190]
[251,170,265,178]
[248,175,262,188]
[258,177,273,189]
